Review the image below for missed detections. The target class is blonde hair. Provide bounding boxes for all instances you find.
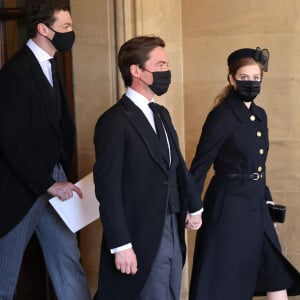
[214,84,233,106]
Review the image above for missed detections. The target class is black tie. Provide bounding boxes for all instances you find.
[148,102,170,166]
[49,58,61,120]
[49,58,59,90]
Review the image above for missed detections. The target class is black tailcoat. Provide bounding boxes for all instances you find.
[93,95,202,299]
[0,45,75,237]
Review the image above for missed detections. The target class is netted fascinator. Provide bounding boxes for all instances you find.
[227,47,270,72]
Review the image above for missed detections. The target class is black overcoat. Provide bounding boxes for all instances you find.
[189,91,300,300]
[0,46,75,237]
[93,95,202,300]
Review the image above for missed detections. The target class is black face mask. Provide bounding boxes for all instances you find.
[47,26,75,52]
[146,70,171,96]
[235,80,261,102]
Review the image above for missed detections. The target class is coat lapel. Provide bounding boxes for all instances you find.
[121,96,168,173]
[226,90,264,123]
[24,46,60,135]
[156,104,181,159]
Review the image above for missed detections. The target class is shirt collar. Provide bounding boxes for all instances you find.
[126,87,154,110]
[26,39,52,63]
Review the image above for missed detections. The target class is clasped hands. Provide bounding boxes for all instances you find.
[185,212,202,230]
[114,213,202,275]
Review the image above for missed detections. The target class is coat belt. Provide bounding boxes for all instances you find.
[215,172,264,181]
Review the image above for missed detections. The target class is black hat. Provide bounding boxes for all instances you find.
[227,47,270,72]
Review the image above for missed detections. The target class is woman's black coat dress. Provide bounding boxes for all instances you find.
[189,91,300,300]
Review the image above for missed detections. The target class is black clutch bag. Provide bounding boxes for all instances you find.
[267,203,286,223]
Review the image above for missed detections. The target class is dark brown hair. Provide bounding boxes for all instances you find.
[118,36,165,87]
[26,0,70,38]
[214,57,264,106]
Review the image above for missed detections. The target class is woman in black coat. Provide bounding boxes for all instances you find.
[189,47,300,300]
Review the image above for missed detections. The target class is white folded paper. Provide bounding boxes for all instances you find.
[49,172,100,233]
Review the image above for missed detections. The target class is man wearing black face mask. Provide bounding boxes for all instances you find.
[93,36,203,300]
[45,23,75,52]
[0,1,90,299]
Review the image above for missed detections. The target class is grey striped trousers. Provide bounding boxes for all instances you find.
[0,165,91,300]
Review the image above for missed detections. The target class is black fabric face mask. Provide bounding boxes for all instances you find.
[47,26,75,52]
[148,70,171,96]
[235,80,261,102]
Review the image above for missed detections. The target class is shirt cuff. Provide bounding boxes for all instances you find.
[189,208,204,216]
[110,243,133,254]
[266,201,275,205]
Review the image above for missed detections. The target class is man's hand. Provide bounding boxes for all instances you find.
[115,248,138,275]
[47,182,83,201]
[185,213,202,230]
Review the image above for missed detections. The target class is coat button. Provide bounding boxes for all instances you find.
[163,181,168,185]
[250,115,256,121]
[257,131,262,137]
[258,166,263,172]
[259,149,264,155]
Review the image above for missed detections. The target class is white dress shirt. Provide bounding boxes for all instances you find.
[126,87,156,131]
[26,39,54,86]
[127,87,172,162]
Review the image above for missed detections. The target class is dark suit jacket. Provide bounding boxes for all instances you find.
[93,95,202,299]
[0,45,75,237]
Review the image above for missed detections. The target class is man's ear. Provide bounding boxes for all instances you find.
[130,64,142,78]
[37,23,50,37]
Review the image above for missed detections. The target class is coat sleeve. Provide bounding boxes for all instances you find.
[261,110,274,204]
[93,111,132,249]
[159,105,203,213]
[264,185,274,203]
[0,66,56,195]
[190,105,233,198]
